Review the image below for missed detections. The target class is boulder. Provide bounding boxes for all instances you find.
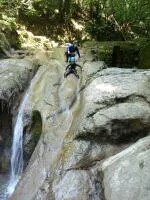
[10,57,150,200]
[0,57,39,173]
[0,32,10,57]
[76,68,150,143]
[101,135,150,200]
[0,18,20,58]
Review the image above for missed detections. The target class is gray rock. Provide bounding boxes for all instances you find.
[101,135,150,200]
[76,69,150,142]
[0,57,39,172]
[53,170,93,200]
[9,58,150,200]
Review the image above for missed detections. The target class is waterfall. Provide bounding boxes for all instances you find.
[7,92,29,197]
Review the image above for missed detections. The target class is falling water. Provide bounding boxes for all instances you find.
[7,92,29,197]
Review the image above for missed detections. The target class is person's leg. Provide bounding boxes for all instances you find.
[64,70,69,78]
[64,67,72,78]
[73,69,79,79]
[65,52,68,62]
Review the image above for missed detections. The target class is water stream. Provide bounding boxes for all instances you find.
[5,59,42,198]
[7,92,29,197]
[57,76,80,133]
[1,57,80,199]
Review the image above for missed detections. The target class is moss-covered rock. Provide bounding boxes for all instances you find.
[0,32,10,57]
[0,57,40,173]
[0,17,20,46]
[0,150,10,173]
[24,110,42,164]
[139,42,150,69]
[0,17,20,57]
[17,27,52,50]
[0,100,12,173]
[83,40,141,68]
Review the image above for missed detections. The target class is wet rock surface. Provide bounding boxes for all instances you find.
[0,100,12,173]
[8,54,150,200]
[0,46,148,200]
[0,57,39,173]
[0,58,39,105]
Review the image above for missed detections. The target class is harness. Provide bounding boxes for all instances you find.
[68,55,76,63]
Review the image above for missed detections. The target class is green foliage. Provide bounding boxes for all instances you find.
[30,110,42,151]
[0,0,150,41]
[1,15,17,28]
[84,0,150,40]
[86,21,123,41]
[0,0,20,8]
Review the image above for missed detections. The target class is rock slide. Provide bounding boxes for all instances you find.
[1,48,150,200]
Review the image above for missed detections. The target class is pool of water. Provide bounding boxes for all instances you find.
[0,174,9,200]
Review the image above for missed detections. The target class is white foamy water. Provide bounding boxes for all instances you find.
[7,92,29,197]
[6,61,41,198]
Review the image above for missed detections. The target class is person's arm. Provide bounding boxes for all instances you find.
[67,46,70,54]
[75,46,80,58]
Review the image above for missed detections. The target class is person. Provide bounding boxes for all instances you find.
[64,41,80,62]
[64,61,82,79]
[64,41,81,78]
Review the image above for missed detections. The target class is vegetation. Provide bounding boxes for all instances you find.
[0,0,150,42]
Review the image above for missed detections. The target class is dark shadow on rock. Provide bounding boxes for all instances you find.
[23,110,42,168]
[0,99,12,173]
[75,118,149,145]
[112,45,123,67]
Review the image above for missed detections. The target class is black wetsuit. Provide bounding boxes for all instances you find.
[64,63,81,78]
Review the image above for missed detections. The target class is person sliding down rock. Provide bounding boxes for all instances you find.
[64,61,82,79]
[64,41,81,78]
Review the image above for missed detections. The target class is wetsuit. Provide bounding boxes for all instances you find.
[64,63,81,78]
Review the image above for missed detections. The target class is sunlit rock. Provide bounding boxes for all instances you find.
[101,135,150,200]
[8,57,150,200]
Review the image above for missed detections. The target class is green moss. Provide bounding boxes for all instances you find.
[24,110,42,161]
[139,161,144,169]
[139,42,150,69]
[83,40,141,68]
[0,32,10,49]
[30,110,42,145]
[1,155,9,173]
[0,17,20,51]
